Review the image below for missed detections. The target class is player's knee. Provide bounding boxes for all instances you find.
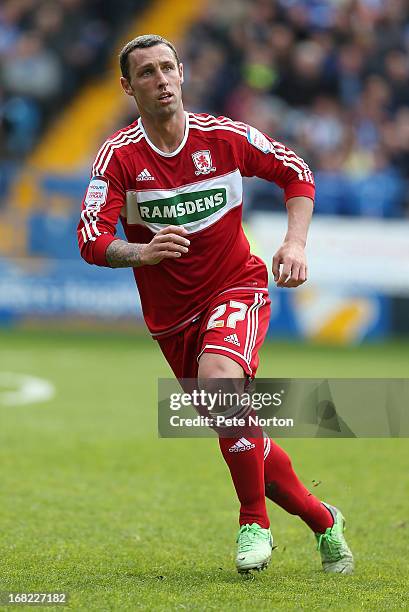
[198,352,244,382]
[198,362,228,382]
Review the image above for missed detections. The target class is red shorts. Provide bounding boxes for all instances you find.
[157,288,271,379]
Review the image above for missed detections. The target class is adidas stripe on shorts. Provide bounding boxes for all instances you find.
[157,288,271,379]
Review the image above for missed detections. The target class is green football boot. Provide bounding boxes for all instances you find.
[235,523,273,573]
[315,503,354,575]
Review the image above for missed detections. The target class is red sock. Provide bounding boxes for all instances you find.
[263,439,333,533]
[219,436,269,529]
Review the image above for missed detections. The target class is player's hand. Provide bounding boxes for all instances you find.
[272,240,307,288]
[140,225,190,265]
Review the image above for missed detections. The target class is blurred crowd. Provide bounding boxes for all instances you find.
[1,0,409,219]
[180,0,409,217]
[0,0,143,157]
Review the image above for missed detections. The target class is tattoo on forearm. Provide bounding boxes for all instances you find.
[106,240,144,268]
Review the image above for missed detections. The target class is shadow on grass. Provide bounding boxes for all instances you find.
[120,565,324,586]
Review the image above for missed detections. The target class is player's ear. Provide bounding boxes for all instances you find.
[179,63,184,85]
[120,77,134,97]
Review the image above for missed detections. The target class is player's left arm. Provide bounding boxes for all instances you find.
[232,122,315,288]
[272,196,313,287]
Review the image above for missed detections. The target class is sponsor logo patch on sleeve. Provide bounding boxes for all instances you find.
[246,126,273,154]
[85,177,108,210]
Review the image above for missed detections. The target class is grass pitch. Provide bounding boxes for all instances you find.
[0,330,408,611]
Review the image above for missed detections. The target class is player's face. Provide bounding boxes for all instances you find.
[121,44,184,118]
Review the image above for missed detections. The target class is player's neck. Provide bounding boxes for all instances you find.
[140,107,186,154]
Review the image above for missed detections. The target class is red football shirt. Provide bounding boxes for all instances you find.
[77,112,315,337]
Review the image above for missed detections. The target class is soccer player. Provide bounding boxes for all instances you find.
[77,34,353,575]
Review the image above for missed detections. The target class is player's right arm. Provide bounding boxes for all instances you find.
[77,148,189,268]
[105,226,190,268]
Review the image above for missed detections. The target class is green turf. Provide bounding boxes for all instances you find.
[0,330,408,611]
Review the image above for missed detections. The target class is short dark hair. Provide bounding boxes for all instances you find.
[119,34,180,81]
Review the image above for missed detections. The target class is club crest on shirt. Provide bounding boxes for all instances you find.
[192,150,216,175]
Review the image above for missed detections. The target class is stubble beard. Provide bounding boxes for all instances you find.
[154,94,182,119]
